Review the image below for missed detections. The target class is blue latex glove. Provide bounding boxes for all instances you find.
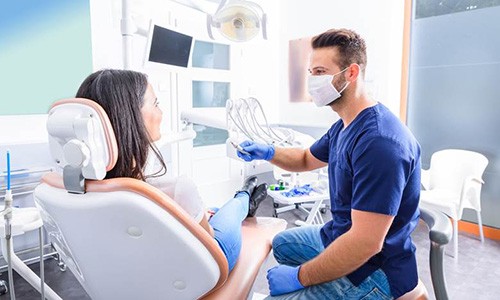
[237,140,275,162]
[267,265,304,296]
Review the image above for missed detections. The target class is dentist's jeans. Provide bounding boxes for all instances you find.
[264,225,393,300]
[209,192,249,272]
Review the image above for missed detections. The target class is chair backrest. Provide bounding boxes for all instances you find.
[34,98,229,300]
[428,149,488,209]
[429,149,488,191]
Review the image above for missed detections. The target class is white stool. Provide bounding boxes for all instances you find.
[0,207,61,300]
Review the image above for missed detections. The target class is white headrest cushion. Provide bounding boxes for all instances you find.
[47,98,118,180]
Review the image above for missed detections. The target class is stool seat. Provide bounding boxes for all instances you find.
[0,207,43,237]
[0,206,61,299]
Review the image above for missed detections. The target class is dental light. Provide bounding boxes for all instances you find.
[207,0,267,42]
[121,0,267,68]
[172,0,267,42]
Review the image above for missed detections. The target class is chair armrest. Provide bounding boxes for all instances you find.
[419,206,452,245]
[470,177,484,184]
[458,176,484,212]
[421,169,431,190]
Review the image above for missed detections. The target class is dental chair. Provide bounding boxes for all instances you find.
[33,98,287,300]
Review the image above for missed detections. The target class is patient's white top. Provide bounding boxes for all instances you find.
[146,175,205,223]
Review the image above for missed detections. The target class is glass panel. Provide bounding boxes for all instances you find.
[192,40,230,70]
[192,80,230,146]
[192,81,230,108]
[416,0,500,19]
[193,124,228,147]
[407,3,500,227]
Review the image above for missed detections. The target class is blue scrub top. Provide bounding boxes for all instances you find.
[310,103,421,298]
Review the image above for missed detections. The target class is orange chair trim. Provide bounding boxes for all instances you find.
[50,98,119,172]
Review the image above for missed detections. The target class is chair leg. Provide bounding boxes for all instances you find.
[453,218,458,259]
[477,211,484,243]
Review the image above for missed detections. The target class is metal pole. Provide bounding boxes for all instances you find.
[121,0,134,70]
[39,228,45,300]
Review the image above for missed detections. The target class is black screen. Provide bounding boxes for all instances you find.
[148,25,193,67]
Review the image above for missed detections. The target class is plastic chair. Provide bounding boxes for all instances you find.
[34,98,286,300]
[419,149,488,259]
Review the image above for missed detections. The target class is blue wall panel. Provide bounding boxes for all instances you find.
[407,5,500,228]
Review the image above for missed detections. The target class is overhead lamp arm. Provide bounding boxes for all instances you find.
[121,0,153,70]
[215,0,229,13]
[121,0,135,70]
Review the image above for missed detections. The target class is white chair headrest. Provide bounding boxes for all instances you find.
[47,98,118,193]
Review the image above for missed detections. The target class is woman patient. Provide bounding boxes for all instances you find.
[76,69,267,271]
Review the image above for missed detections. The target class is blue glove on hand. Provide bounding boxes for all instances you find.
[266,265,304,296]
[237,141,275,162]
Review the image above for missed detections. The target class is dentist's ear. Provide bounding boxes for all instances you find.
[346,63,361,82]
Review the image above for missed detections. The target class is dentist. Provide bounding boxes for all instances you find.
[238,28,422,299]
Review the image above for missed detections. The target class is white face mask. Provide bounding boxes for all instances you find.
[307,68,350,107]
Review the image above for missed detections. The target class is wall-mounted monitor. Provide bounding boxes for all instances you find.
[144,22,194,69]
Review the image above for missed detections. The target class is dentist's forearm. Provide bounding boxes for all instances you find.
[298,210,393,287]
[270,147,311,172]
[270,147,326,172]
[298,231,377,287]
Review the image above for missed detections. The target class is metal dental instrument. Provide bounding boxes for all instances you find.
[230,141,251,156]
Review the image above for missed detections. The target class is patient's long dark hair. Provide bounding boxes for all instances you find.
[76,69,166,181]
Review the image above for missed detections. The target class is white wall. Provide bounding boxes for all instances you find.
[1,0,405,206]
[88,0,281,205]
[0,0,405,145]
[277,0,405,127]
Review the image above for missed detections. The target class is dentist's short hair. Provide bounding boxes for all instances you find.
[312,28,367,71]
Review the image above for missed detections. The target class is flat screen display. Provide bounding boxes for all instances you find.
[148,25,193,68]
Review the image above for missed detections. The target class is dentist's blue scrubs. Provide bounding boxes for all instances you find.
[270,103,421,299]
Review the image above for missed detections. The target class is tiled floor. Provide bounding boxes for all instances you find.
[0,196,499,299]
